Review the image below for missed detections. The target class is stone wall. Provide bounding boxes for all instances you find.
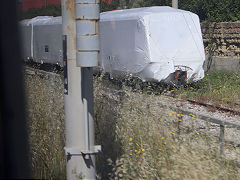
[201,22,240,57]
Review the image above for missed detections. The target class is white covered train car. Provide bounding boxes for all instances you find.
[100,6,205,83]
[20,16,63,66]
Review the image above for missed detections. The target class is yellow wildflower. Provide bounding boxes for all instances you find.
[189,114,196,117]
[138,150,141,154]
[169,112,175,116]
[134,149,138,153]
[170,132,175,135]
[141,148,145,152]
[129,137,133,142]
[57,126,60,130]
[121,165,124,168]
[195,130,200,135]
[161,137,165,140]
[136,143,140,147]
[163,142,167,145]
[176,114,183,117]
[129,153,133,156]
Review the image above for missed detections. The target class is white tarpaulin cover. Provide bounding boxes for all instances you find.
[100,6,205,83]
[19,16,63,66]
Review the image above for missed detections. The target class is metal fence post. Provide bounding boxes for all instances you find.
[220,125,225,156]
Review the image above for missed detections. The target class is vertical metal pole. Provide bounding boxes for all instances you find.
[172,0,178,9]
[220,125,225,156]
[62,0,100,179]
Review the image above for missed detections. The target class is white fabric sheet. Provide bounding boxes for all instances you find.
[100,6,205,82]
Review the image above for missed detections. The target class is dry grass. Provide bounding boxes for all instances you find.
[24,68,240,179]
[94,72,240,179]
[24,70,65,179]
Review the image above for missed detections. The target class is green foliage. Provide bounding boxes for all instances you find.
[100,0,121,12]
[177,71,240,107]
[21,4,61,20]
[179,0,240,22]
[20,0,239,21]
[132,0,171,7]
[20,0,240,22]
[101,0,240,22]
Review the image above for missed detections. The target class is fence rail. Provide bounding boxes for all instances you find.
[158,102,240,156]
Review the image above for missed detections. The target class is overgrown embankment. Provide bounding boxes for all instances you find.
[94,73,240,179]
[25,67,240,179]
[25,68,65,179]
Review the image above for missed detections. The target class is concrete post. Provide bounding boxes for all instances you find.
[61,0,100,179]
[172,0,178,9]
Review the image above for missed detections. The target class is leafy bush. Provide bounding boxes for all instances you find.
[179,0,240,22]
[101,0,240,22]
[20,1,240,22]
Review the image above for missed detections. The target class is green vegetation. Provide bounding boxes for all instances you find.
[100,0,240,22]
[175,71,240,108]
[179,0,240,22]
[20,0,240,22]
[131,0,240,22]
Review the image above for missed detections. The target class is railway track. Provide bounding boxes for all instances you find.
[187,99,240,116]
[25,64,240,117]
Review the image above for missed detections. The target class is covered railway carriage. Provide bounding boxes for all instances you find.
[20,16,63,66]
[100,6,205,83]
[19,6,205,84]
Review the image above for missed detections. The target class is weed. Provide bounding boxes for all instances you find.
[177,71,240,108]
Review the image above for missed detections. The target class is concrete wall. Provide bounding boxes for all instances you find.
[201,22,240,57]
[201,22,240,71]
[203,56,240,72]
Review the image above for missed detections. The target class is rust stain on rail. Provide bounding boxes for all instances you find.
[187,99,240,116]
